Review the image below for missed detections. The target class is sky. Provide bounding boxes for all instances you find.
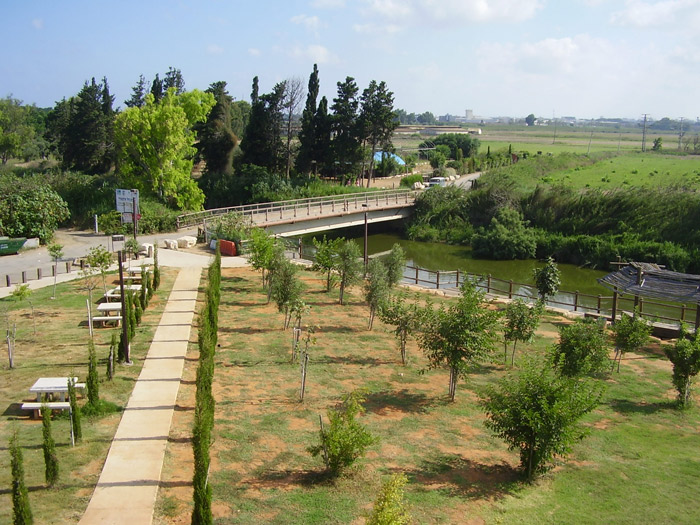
[3,0,700,120]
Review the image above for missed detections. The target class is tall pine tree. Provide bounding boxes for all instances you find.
[331,77,362,181]
[241,77,286,172]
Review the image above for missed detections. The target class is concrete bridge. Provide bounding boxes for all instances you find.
[176,189,418,237]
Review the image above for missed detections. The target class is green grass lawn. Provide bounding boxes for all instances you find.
[537,153,700,190]
[0,267,178,524]
[155,266,700,524]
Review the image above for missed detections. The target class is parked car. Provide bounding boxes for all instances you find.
[428,177,446,188]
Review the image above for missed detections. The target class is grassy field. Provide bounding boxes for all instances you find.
[0,267,178,524]
[155,267,700,524]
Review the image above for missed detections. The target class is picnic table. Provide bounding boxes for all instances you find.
[125,266,150,275]
[93,302,123,326]
[105,284,142,301]
[29,377,84,402]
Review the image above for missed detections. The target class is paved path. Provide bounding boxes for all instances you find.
[79,266,202,524]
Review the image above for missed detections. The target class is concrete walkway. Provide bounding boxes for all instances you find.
[79,266,202,524]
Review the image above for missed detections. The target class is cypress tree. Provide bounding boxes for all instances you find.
[10,430,33,524]
[118,331,127,364]
[107,332,116,380]
[134,293,143,326]
[68,378,82,442]
[153,245,161,291]
[42,404,60,487]
[87,338,99,408]
[140,272,149,309]
[126,292,136,339]
[296,64,320,174]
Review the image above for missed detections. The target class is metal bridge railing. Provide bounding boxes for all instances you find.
[177,189,418,229]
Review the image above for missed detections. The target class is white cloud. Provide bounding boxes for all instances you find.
[248,48,262,57]
[291,14,321,32]
[32,18,43,30]
[206,44,224,55]
[360,0,543,26]
[310,0,345,7]
[288,44,338,64]
[610,0,700,28]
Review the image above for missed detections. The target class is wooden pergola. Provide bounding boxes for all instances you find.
[598,262,700,330]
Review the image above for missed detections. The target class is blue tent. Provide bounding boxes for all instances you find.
[373,151,405,166]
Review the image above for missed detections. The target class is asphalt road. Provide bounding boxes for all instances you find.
[0,228,198,278]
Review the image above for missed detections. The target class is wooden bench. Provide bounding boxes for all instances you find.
[92,315,122,327]
[21,402,71,419]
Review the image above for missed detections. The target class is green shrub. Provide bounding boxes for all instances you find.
[10,429,33,523]
[550,318,609,378]
[480,358,602,481]
[308,390,377,476]
[399,174,424,188]
[368,473,411,525]
[42,405,59,487]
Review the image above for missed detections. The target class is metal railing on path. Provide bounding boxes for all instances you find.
[177,189,418,229]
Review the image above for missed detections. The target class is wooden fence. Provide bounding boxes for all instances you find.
[400,265,697,328]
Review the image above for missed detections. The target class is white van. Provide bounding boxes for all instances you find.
[428,176,447,188]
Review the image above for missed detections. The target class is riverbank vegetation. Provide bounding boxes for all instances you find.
[409,151,700,272]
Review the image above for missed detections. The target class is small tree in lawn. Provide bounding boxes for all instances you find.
[48,243,64,299]
[419,280,501,401]
[480,358,602,481]
[10,429,33,524]
[368,473,411,525]
[11,284,36,335]
[533,256,560,303]
[86,338,100,409]
[550,318,609,378]
[610,312,652,372]
[503,299,542,366]
[364,258,389,330]
[125,238,139,264]
[665,326,700,407]
[334,240,363,305]
[248,227,280,289]
[42,403,59,487]
[290,298,310,330]
[67,378,82,442]
[79,265,100,307]
[383,243,406,288]
[85,245,113,295]
[270,258,304,329]
[378,290,423,365]
[308,390,377,476]
[312,235,343,292]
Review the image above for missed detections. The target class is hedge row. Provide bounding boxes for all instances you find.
[192,245,221,525]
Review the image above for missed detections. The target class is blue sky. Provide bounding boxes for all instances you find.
[4,0,700,120]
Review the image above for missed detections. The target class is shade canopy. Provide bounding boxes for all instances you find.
[598,262,700,304]
[373,151,405,166]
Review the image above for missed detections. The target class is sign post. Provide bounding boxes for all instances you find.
[115,189,140,242]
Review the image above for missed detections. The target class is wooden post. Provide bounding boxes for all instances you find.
[456,269,460,289]
[574,291,579,312]
[65,262,71,273]
[38,268,42,280]
[415,267,419,285]
[487,274,492,293]
[597,295,602,314]
[611,288,619,324]
[22,271,27,283]
[300,353,309,401]
[436,271,440,290]
[681,304,686,322]
[87,299,93,339]
[638,298,643,317]
[5,275,10,287]
[508,280,513,299]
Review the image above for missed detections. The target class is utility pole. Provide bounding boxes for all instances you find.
[641,114,648,152]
